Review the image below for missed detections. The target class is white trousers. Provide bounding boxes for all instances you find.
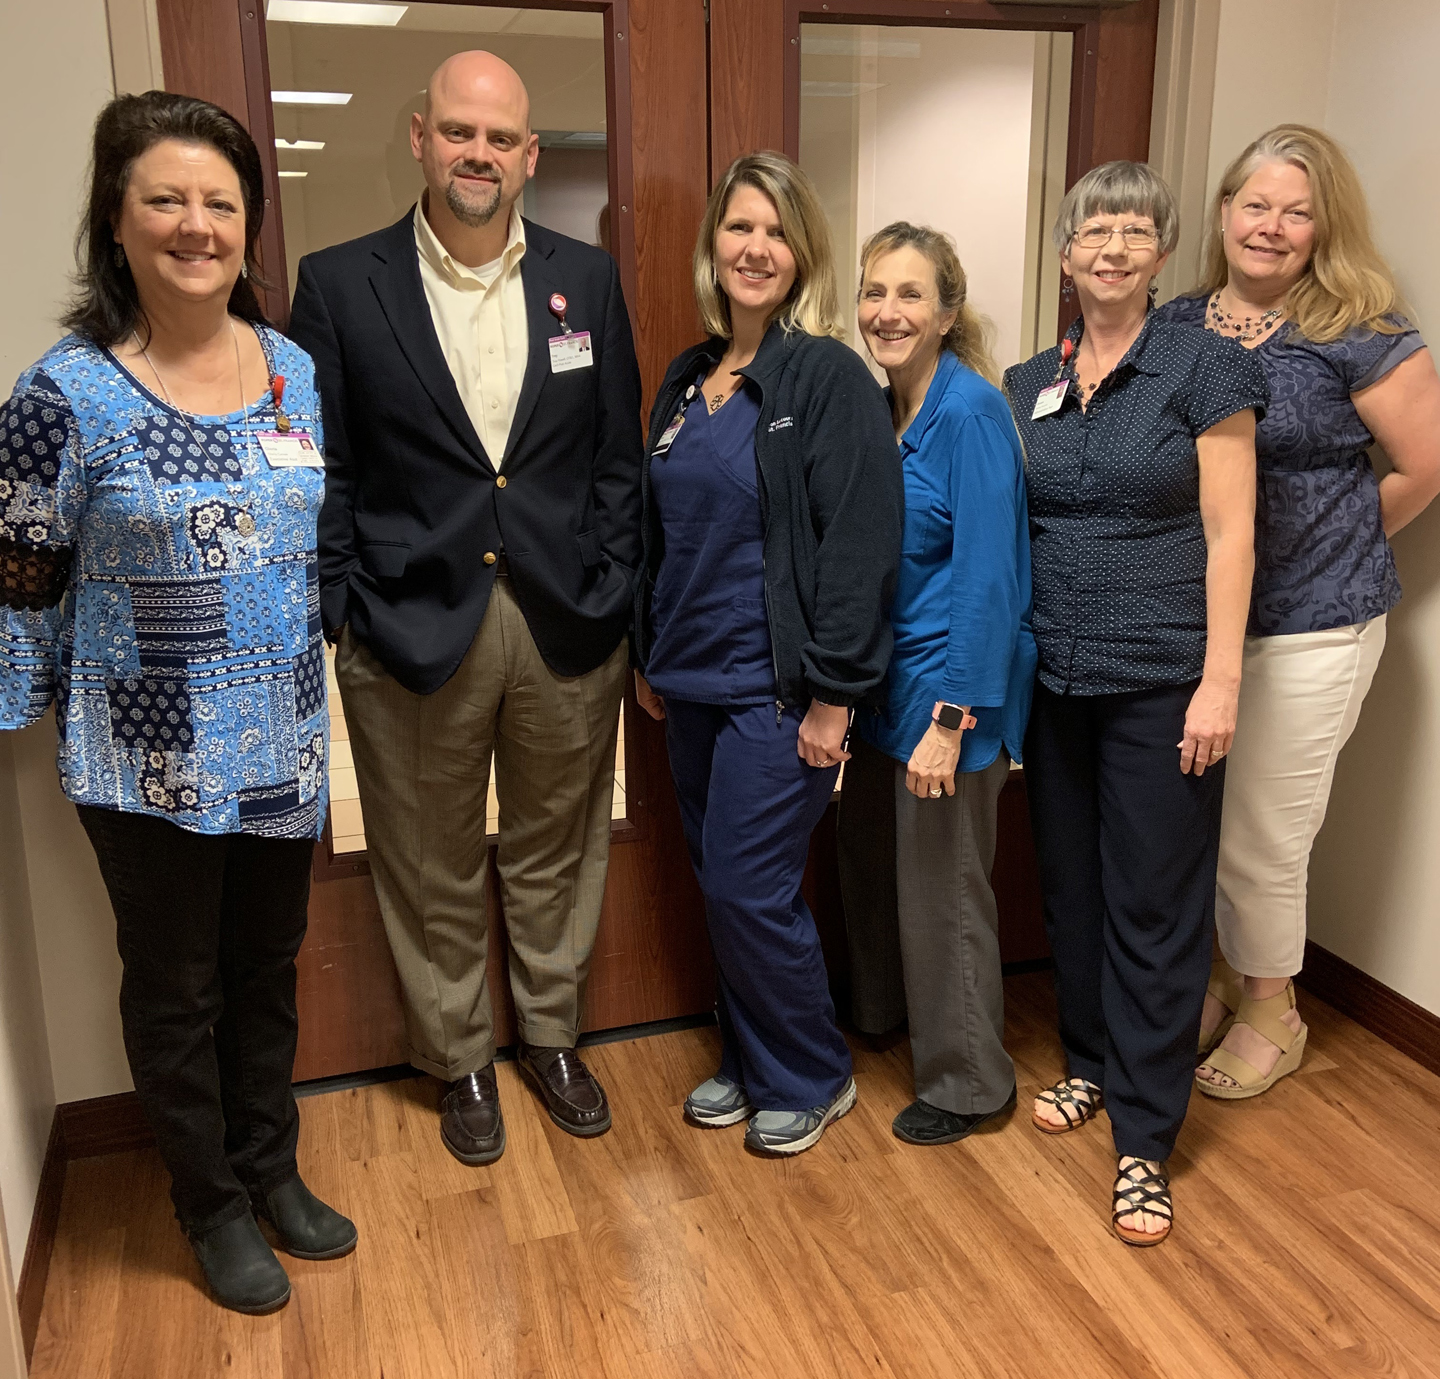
[1215,615,1386,978]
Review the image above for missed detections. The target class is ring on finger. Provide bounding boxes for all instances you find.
[928,787,942,798]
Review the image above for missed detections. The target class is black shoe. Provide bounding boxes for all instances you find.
[189,1213,291,1314]
[892,1087,1018,1146]
[255,1176,358,1260]
[440,1064,507,1165]
[517,1043,612,1137]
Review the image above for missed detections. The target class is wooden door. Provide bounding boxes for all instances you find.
[157,0,717,1080]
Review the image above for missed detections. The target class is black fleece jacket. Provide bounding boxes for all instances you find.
[634,324,903,710]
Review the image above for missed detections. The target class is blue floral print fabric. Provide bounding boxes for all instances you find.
[0,327,328,839]
[1156,295,1424,635]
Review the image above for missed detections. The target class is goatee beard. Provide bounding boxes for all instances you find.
[445,163,504,228]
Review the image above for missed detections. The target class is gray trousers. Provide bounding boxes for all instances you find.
[837,735,1014,1116]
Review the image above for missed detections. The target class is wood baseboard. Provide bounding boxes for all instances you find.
[1297,940,1440,1079]
[16,1114,65,1364]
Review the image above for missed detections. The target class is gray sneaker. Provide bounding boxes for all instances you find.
[743,1076,857,1156]
[684,1074,755,1127]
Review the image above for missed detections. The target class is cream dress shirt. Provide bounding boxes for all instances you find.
[413,197,529,469]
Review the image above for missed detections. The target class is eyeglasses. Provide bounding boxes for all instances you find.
[1072,224,1160,250]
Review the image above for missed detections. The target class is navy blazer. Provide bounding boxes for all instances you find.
[288,211,643,695]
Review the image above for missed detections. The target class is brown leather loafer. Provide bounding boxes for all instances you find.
[439,1064,506,1165]
[517,1043,612,1137]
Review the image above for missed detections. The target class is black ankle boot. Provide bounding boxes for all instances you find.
[255,1176,357,1260]
[189,1214,291,1314]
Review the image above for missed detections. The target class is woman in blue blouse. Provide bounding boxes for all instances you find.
[1006,162,1266,1247]
[836,222,1034,1147]
[0,93,353,1312]
[1157,126,1440,1100]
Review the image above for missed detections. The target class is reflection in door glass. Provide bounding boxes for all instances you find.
[799,24,1072,374]
[264,2,622,852]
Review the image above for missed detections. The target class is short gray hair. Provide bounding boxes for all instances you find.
[1051,161,1180,255]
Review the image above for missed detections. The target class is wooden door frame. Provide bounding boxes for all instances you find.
[155,0,717,1076]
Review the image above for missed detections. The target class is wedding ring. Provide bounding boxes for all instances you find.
[929,787,942,798]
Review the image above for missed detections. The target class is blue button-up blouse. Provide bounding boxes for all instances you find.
[0,329,329,839]
[855,352,1035,771]
[1004,313,1269,696]
[1156,295,1422,636]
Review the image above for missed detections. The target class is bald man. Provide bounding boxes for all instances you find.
[289,52,642,1166]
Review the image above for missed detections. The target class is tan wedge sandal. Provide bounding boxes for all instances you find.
[1198,958,1243,1058]
[1196,981,1308,1100]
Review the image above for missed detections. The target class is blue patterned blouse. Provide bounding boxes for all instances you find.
[0,327,329,839]
[1156,295,1424,636]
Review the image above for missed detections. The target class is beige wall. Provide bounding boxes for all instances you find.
[0,0,116,1288]
[1187,0,1440,1014]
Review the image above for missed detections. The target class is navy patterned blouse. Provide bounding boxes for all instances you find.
[1156,295,1423,636]
[1005,312,1268,696]
[0,328,329,839]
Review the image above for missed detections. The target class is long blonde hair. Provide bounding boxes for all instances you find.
[1198,124,1406,343]
[859,221,998,385]
[693,151,844,341]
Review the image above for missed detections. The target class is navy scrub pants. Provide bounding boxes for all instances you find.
[1023,679,1224,1162]
[664,699,853,1110]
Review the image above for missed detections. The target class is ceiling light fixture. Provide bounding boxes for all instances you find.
[267,0,406,25]
[271,90,352,105]
[278,170,309,178]
[276,139,326,151]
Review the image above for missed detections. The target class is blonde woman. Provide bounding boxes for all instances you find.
[631,152,902,1155]
[837,223,1034,1147]
[1156,126,1440,1098]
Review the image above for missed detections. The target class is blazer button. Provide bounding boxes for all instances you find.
[496,475,507,489]
[483,552,497,565]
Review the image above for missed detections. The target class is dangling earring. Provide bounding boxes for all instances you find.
[114,244,126,269]
[1148,279,1159,306]
[1060,275,1075,302]
[240,260,249,280]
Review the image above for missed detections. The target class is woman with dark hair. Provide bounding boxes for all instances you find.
[0,91,354,1313]
[837,222,1034,1148]
[632,152,902,1156]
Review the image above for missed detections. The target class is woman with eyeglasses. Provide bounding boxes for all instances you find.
[1004,162,1267,1246]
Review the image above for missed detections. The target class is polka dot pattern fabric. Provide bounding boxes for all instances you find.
[1004,312,1269,696]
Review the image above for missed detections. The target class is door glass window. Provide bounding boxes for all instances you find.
[799,23,1072,374]
[265,2,622,852]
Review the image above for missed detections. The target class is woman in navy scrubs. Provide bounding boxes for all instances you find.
[632,152,902,1156]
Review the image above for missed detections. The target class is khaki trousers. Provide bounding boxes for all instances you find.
[335,576,627,1078]
[1216,615,1386,979]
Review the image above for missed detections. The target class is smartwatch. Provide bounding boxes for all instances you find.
[933,701,977,732]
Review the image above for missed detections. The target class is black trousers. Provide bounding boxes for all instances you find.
[1023,680,1224,1161]
[77,805,314,1234]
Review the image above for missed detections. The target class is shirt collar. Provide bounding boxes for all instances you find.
[897,352,960,454]
[1062,305,1165,379]
[414,195,527,286]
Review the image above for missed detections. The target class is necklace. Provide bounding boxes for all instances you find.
[1207,290,1284,344]
[133,320,258,471]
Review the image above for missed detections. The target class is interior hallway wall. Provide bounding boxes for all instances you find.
[0,0,117,1277]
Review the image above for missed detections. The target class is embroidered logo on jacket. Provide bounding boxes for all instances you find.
[767,417,794,433]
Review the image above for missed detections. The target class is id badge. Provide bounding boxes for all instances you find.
[548,331,594,374]
[256,430,323,467]
[652,412,686,456]
[1031,381,1069,420]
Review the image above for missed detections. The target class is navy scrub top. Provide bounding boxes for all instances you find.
[645,376,776,705]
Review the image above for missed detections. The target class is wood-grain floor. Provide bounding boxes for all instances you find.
[28,973,1440,1379]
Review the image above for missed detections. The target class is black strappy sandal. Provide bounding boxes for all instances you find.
[1031,1078,1103,1135]
[1112,1157,1172,1247]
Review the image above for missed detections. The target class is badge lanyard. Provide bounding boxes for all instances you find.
[1031,337,1075,421]
[546,292,595,374]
